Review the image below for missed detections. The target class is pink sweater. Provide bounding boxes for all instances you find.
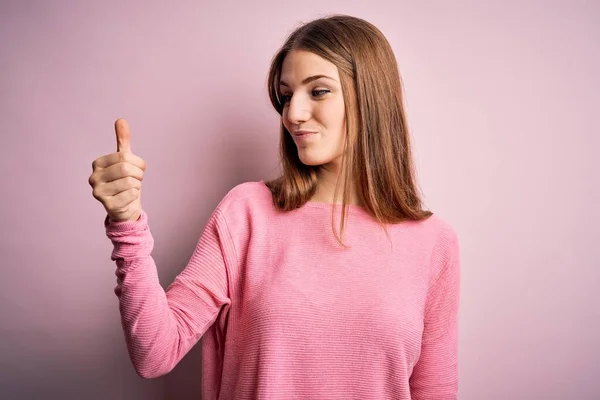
[105,181,460,399]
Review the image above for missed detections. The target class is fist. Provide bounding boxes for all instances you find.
[89,119,147,223]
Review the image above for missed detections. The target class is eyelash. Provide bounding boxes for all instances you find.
[280,89,330,104]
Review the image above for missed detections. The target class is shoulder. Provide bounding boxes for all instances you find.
[424,213,459,251]
[396,212,458,251]
[397,213,459,277]
[216,180,273,212]
[209,180,274,230]
[421,213,460,281]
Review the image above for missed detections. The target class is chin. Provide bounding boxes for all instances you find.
[297,147,347,168]
[297,151,332,166]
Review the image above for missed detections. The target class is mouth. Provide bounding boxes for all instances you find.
[292,130,318,138]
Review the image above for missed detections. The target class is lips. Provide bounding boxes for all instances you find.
[292,130,317,137]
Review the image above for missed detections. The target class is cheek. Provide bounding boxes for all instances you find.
[324,102,346,138]
[316,101,344,128]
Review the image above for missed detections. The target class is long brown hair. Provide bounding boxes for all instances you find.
[265,15,432,247]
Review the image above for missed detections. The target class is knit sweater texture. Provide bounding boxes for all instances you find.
[104,180,460,399]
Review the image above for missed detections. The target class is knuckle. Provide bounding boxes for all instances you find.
[119,162,129,175]
[106,197,119,210]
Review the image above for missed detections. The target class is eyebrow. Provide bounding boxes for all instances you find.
[279,74,338,88]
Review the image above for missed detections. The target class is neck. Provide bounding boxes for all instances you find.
[311,163,362,206]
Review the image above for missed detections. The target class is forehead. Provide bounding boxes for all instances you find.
[280,49,339,82]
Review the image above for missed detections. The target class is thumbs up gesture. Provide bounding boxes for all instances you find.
[89,119,147,222]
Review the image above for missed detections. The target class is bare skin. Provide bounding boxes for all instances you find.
[279,49,361,207]
[89,119,146,222]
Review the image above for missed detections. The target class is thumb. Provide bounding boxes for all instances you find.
[115,118,132,153]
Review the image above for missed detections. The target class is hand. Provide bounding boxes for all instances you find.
[89,119,147,222]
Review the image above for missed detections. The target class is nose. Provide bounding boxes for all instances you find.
[285,93,311,125]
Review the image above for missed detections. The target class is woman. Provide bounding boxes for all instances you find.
[89,14,460,400]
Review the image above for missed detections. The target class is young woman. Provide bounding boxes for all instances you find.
[89,14,460,400]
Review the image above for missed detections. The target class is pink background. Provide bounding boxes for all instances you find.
[1,1,598,399]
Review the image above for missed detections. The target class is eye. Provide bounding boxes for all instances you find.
[279,89,331,106]
[312,89,330,97]
[279,94,292,104]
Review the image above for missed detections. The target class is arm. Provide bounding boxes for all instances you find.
[409,229,461,399]
[105,208,234,379]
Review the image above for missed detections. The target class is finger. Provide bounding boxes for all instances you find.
[93,176,142,199]
[104,188,140,213]
[115,118,132,153]
[92,151,147,171]
[101,161,145,183]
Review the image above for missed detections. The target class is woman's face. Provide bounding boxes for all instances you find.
[279,49,347,168]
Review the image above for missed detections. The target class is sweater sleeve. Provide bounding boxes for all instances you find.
[409,227,461,399]
[104,207,235,379]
